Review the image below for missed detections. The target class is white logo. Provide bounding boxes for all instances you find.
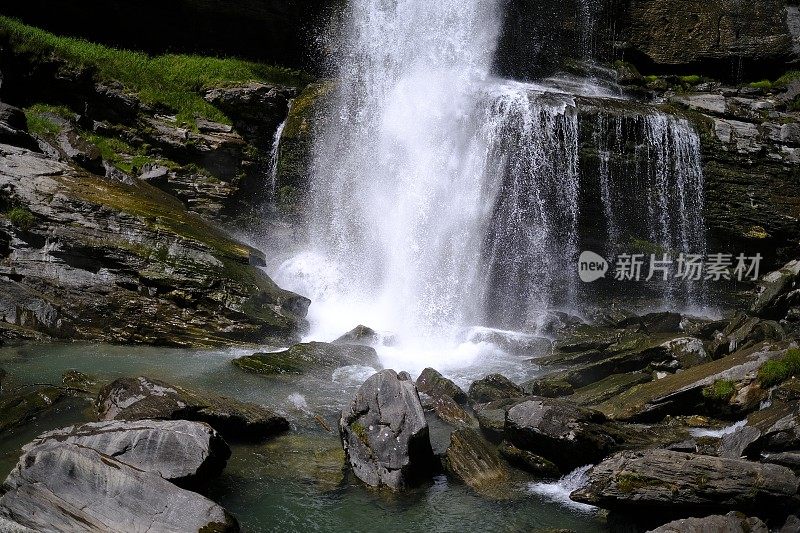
[578,251,608,282]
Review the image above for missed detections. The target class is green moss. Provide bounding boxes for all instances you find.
[644,75,660,83]
[680,75,702,85]
[702,379,735,402]
[758,349,800,387]
[749,80,772,90]
[350,421,369,445]
[617,472,661,493]
[0,16,313,126]
[5,207,36,230]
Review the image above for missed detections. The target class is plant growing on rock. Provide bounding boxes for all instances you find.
[702,379,735,402]
[5,207,35,230]
[758,349,800,387]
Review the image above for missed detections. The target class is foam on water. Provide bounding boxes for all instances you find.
[528,465,598,513]
[689,419,747,439]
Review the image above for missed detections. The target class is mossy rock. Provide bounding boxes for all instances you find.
[0,385,67,433]
[232,342,380,375]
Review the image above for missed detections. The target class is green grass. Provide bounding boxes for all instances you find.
[23,103,73,136]
[5,207,36,230]
[775,71,800,89]
[702,379,735,402]
[758,349,800,388]
[0,16,312,126]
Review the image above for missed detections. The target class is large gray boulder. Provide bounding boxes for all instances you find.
[25,419,230,486]
[0,441,238,532]
[571,449,800,514]
[505,397,614,471]
[339,370,434,490]
[647,512,768,533]
[751,260,800,319]
[97,376,289,442]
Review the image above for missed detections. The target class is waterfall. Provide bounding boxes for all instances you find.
[274,0,707,350]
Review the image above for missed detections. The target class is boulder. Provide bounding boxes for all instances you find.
[571,449,800,514]
[333,325,380,346]
[751,260,800,319]
[659,337,711,369]
[468,374,524,404]
[505,397,614,471]
[232,342,380,375]
[720,400,800,461]
[428,394,477,428]
[24,419,230,486]
[0,102,36,150]
[97,376,288,442]
[474,398,516,443]
[417,367,468,404]
[339,369,434,490]
[0,441,238,532]
[442,427,511,496]
[647,512,768,533]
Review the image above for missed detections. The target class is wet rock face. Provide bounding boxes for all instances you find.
[97,376,289,442]
[339,369,435,490]
[626,0,795,75]
[571,449,800,514]
[25,419,231,487]
[0,441,239,532]
[0,143,308,346]
[442,427,511,495]
[505,397,614,471]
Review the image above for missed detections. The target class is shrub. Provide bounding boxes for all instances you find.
[749,80,772,90]
[758,349,800,387]
[5,207,36,230]
[775,70,800,89]
[680,75,702,85]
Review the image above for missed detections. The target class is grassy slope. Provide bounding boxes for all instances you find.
[0,16,312,125]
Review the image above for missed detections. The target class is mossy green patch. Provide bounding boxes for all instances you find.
[0,16,313,126]
[4,206,36,230]
[749,80,772,90]
[23,104,69,136]
[758,349,800,387]
[775,70,800,88]
[616,472,662,493]
[350,421,369,445]
[680,75,702,85]
[702,379,735,402]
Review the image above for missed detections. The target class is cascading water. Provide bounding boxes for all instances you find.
[274,0,708,368]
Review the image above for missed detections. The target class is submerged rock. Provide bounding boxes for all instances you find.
[647,512,768,533]
[0,441,239,532]
[505,397,614,471]
[571,449,800,514]
[97,376,288,442]
[442,427,511,497]
[339,369,434,490]
[0,385,67,433]
[468,374,524,404]
[25,419,230,487]
[232,341,380,375]
[417,367,468,404]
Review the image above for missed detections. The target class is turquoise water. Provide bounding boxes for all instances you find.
[0,343,608,532]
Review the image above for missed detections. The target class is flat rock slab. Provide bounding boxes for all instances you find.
[339,369,434,490]
[97,376,288,442]
[571,449,800,514]
[25,419,230,486]
[0,441,238,532]
[647,511,767,533]
[233,342,380,375]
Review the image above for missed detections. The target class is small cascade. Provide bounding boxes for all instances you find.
[268,101,292,197]
[528,465,597,512]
